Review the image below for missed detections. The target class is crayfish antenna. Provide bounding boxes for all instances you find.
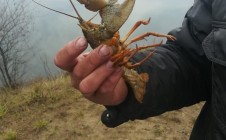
[69,0,83,20]
[69,0,99,23]
[32,0,80,20]
[88,13,99,22]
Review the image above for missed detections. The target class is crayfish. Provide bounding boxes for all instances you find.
[33,0,176,103]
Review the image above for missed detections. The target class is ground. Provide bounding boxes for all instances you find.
[0,75,204,140]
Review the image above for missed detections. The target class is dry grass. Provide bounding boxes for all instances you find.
[0,74,204,140]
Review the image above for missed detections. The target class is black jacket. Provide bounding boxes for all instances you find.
[101,0,226,139]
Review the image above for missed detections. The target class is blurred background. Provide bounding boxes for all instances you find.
[0,0,194,87]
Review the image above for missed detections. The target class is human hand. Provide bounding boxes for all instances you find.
[54,37,128,105]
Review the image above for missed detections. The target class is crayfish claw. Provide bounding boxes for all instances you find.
[77,0,108,12]
[100,0,136,34]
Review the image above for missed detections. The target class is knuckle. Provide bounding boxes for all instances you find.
[86,45,112,68]
[54,54,77,72]
[63,38,87,58]
[54,43,77,69]
[87,52,102,67]
[64,44,76,58]
[72,68,84,80]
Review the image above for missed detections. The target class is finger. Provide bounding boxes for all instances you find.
[77,52,90,62]
[79,61,115,96]
[72,45,113,80]
[99,68,125,95]
[87,68,128,105]
[70,52,90,89]
[54,37,88,72]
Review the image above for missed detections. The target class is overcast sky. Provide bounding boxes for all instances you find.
[27,0,194,79]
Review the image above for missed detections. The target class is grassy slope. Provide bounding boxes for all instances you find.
[0,75,203,140]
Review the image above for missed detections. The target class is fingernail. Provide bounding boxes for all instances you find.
[75,37,87,49]
[99,45,110,56]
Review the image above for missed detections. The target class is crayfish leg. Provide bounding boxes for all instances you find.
[125,31,176,48]
[130,32,176,44]
[125,49,156,69]
[120,18,151,45]
[118,47,139,66]
[111,49,132,66]
[122,41,162,69]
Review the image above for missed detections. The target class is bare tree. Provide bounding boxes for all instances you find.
[0,0,32,88]
[40,53,57,80]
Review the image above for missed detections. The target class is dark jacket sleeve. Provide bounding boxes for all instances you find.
[202,0,226,66]
[102,21,211,127]
[101,2,213,127]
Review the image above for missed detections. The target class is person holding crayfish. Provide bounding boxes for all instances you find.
[54,0,226,139]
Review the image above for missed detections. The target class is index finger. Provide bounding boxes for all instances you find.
[54,37,88,71]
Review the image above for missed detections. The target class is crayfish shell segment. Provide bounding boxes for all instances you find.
[100,0,136,34]
[80,22,105,49]
[123,67,149,103]
[77,0,108,12]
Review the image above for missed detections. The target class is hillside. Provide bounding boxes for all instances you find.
[0,75,203,140]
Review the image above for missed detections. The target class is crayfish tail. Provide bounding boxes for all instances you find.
[139,73,149,83]
[123,68,149,103]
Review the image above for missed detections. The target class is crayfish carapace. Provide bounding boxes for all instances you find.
[33,0,176,103]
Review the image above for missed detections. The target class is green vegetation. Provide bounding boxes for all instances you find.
[153,125,163,137]
[34,120,49,130]
[0,74,203,140]
[3,129,17,140]
[0,104,8,118]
